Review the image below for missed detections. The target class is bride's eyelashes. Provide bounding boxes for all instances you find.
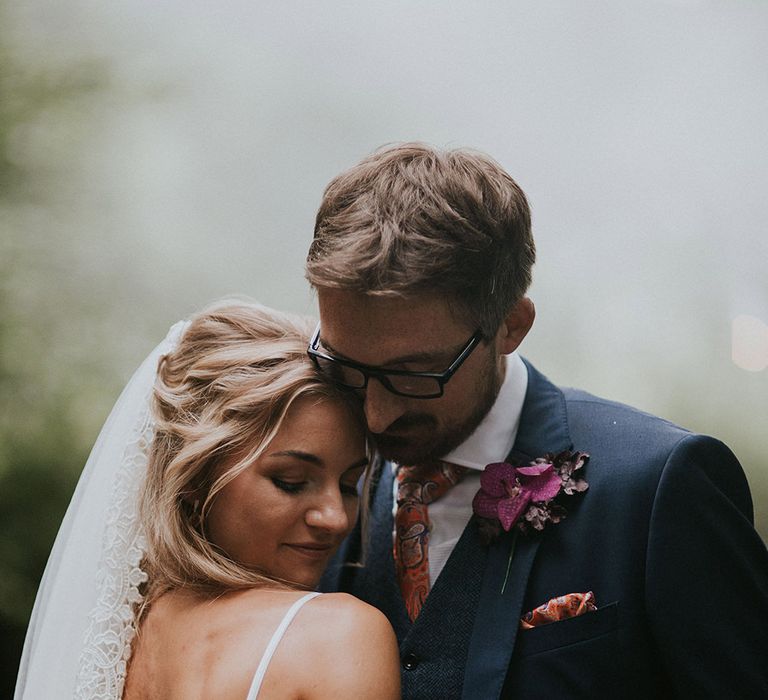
[270,476,360,497]
[271,477,307,494]
[340,467,366,497]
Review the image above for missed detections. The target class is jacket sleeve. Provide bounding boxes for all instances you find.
[645,434,768,698]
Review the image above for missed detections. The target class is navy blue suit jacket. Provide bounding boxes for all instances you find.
[320,361,768,699]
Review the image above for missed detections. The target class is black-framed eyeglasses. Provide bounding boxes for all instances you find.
[307,324,483,399]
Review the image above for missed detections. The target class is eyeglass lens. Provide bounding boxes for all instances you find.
[312,356,442,397]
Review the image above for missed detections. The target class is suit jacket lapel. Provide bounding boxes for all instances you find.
[511,359,572,462]
[462,530,538,699]
[463,359,572,699]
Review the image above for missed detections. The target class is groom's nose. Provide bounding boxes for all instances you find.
[363,378,407,434]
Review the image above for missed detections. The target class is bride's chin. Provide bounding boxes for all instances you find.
[245,562,324,590]
[280,564,324,590]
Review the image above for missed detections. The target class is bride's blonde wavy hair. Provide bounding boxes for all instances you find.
[139,299,367,605]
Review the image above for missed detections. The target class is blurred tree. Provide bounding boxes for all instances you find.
[0,7,108,695]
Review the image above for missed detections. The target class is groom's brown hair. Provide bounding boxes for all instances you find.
[306,142,535,338]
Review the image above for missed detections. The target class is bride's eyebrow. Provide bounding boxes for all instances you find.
[268,450,322,466]
[267,452,368,472]
[344,457,370,473]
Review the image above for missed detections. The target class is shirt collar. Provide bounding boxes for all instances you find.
[441,352,528,471]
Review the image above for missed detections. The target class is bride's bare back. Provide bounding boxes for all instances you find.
[124,588,400,700]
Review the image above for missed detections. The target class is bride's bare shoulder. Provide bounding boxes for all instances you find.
[205,588,398,667]
[228,588,391,638]
[304,592,391,629]
[269,592,400,700]
[129,589,400,700]
[232,590,395,657]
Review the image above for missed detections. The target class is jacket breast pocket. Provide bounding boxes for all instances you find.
[502,603,622,699]
[514,600,619,658]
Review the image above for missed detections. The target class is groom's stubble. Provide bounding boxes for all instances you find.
[369,343,503,465]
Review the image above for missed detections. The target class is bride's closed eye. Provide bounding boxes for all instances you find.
[340,467,366,497]
[271,477,307,494]
[273,477,359,496]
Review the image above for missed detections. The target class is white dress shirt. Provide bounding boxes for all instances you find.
[392,352,529,586]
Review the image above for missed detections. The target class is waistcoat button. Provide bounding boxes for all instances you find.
[402,653,420,670]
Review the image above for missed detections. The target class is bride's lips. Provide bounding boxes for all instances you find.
[284,542,335,560]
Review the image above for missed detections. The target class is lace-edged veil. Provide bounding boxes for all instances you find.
[14,321,189,700]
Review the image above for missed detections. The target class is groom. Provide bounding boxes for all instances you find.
[307,143,768,698]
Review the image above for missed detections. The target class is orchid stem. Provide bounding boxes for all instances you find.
[500,530,518,595]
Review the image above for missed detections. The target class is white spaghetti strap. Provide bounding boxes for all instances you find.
[245,592,321,700]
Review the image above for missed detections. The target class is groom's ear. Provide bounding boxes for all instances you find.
[497,297,535,354]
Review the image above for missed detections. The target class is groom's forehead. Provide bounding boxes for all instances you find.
[316,289,470,365]
[317,289,461,336]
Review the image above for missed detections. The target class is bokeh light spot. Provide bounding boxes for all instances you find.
[732,315,768,372]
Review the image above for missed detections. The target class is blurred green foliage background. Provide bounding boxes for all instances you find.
[0,20,104,694]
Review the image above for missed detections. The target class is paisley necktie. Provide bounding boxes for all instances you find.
[394,461,468,621]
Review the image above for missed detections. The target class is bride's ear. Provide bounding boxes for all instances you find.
[497,297,535,354]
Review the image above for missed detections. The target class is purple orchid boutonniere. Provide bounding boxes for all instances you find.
[472,450,589,545]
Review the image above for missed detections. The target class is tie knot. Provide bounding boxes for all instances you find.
[396,461,469,506]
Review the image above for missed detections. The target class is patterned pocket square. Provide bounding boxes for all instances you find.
[520,590,597,630]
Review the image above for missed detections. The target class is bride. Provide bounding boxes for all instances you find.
[15,300,400,699]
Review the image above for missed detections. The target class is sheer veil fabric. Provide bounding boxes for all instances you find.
[14,321,189,700]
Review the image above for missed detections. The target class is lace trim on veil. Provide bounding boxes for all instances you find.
[74,396,153,699]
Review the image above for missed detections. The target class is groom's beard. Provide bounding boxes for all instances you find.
[370,357,501,465]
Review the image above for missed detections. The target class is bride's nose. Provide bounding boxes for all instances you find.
[305,491,350,534]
